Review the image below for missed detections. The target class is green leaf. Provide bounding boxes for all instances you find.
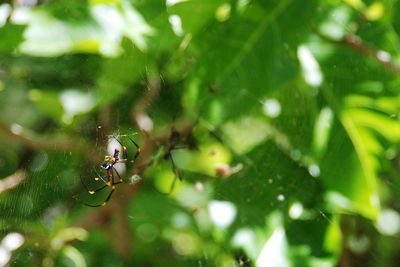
[0,24,26,53]
[18,0,153,57]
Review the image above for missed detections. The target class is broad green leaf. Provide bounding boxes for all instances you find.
[17,0,153,57]
[0,23,26,53]
[170,0,222,35]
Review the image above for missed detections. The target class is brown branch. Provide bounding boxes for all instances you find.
[315,31,400,75]
[0,119,101,163]
[97,206,132,258]
[112,204,132,257]
[75,74,163,258]
[131,74,161,133]
[74,70,198,257]
[98,104,113,146]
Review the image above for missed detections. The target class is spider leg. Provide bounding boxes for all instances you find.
[127,136,141,162]
[109,168,115,185]
[113,166,123,183]
[86,184,108,195]
[113,136,128,159]
[170,153,182,181]
[81,173,112,207]
[83,169,120,207]
[93,167,109,184]
[84,187,116,207]
[113,135,140,163]
[164,175,178,195]
[160,153,182,195]
[106,167,124,185]
[80,175,107,193]
[173,144,192,150]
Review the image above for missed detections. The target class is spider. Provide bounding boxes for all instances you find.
[161,124,197,194]
[163,129,183,193]
[81,135,141,207]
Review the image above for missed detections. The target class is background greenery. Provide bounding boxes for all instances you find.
[1,0,400,266]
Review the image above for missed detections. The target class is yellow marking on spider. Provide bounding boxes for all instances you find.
[119,179,123,182]
[89,191,95,194]
[94,177,100,181]
[138,148,141,152]
[107,182,111,186]
[112,185,116,189]
[101,202,107,207]
[123,146,127,150]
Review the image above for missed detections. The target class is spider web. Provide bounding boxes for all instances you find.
[0,0,398,266]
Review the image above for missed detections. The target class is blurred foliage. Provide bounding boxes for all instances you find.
[1,0,400,266]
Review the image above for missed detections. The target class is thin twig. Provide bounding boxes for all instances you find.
[315,30,400,74]
[0,119,101,163]
[74,65,199,257]
[131,74,161,133]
